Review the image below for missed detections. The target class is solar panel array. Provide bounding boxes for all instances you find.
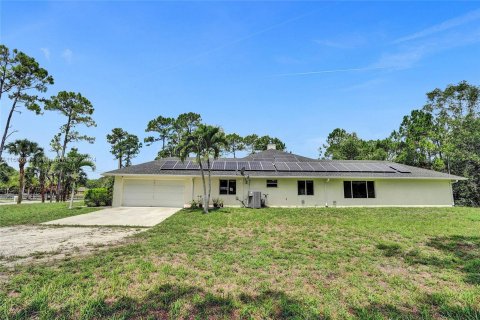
[161,160,400,173]
[388,164,412,173]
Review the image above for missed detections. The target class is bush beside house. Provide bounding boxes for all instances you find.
[84,188,112,207]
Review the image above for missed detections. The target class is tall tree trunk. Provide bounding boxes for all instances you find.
[56,110,73,202]
[17,162,24,204]
[207,164,212,213]
[0,95,19,161]
[199,160,208,213]
[69,181,75,209]
[41,181,45,203]
[118,154,122,169]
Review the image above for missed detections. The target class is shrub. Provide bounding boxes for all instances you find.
[84,188,112,207]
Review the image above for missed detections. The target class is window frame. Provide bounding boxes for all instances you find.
[343,181,375,199]
[297,180,314,196]
[219,179,237,195]
[266,179,278,188]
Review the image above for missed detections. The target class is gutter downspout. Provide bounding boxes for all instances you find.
[450,180,456,206]
[191,177,195,203]
[324,178,330,207]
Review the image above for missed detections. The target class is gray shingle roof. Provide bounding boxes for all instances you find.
[103,150,466,180]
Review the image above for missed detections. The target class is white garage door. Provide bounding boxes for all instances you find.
[122,180,185,207]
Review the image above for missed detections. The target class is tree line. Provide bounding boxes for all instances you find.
[3,45,478,209]
[105,112,286,169]
[0,45,96,206]
[320,81,480,206]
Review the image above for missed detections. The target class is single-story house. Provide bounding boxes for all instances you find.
[103,145,466,208]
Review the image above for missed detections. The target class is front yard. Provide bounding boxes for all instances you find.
[1,207,480,319]
[0,202,99,227]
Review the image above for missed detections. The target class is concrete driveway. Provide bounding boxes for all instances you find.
[43,207,181,227]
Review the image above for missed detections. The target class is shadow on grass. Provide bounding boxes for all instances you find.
[353,300,480,320]
[13,284,324,319]
[377,235,480,285]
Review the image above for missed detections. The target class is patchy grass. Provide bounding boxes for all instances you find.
[0,202,100,227]
[1,207,480,319]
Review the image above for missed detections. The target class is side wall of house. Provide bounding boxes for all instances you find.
[112,175,454,207]
[191,177,454,207]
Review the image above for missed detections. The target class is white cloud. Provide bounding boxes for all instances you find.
[393,8,480,43]
[61,48,73,63]
[40,48,50,60]
[371,46,427,70]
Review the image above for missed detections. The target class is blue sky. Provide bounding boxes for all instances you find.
[1,1,480,178]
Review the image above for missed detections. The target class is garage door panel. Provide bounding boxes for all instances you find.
[122,179,185,207]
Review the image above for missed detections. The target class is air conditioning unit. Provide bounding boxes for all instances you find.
[247,191,262,209]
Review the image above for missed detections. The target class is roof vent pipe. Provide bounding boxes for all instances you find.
[267,143,276,150]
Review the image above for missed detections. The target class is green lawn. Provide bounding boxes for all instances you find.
[0,202,100,227]
[1,207,480,319]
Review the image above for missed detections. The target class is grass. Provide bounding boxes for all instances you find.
[0,202,101,227]
[1,207,480,319]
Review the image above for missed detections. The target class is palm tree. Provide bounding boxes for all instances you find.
[30,150,52,203]
[4,139,42,204]
[58,148,95,209]
[178,124,226,213]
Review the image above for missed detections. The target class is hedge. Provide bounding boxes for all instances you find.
[84,188,112,207]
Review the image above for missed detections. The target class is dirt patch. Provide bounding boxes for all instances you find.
[0,225,144,268]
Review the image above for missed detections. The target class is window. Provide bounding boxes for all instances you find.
[219,180,236,195]
[266,179,278,188]
[343,181,375,198]
[298,180,314,195]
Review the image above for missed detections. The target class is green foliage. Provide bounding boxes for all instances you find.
[321,81,480,206]
[86,176,113,189]
[178,124,227,213]
[145,113,202,159]
[243,134,286,153]
[321,128,391,160]
[225,133,245,158]
[0,45,54,160]
[84,187,111,207]
[254,135,286,152]
[4,139,43,203]
[106,128,142,168]
[45,91,96,157]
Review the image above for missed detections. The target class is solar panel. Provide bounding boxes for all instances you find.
[260,161,276,171]
[286,162,302,171]
[389,164,411,173]
[308,162,325,171]
[298,162,314,171]
[212,161,225,170]
[173,161,189,169]
[249,161,262,170]
[335,163,351,171]
[274,162,290,171]
[237,161,249,171]
[321,163,339,171]
[161,160,177,169]
[224,162,237,171]
[186,161,200,169]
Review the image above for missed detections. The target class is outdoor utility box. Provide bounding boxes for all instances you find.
[248,191,262,209]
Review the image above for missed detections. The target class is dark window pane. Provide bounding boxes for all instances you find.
[367,181,375,198]
[229,180,236,195]
[306,180,314,195]
[297,181,306,195]
[266,179,278,188]
[219,180,228,195]
[352,181,367,198]
[344,181,352,198]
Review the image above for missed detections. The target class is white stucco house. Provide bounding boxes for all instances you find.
[103,146,465,208]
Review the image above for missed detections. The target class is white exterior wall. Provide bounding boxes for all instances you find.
[112,175,454,208]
